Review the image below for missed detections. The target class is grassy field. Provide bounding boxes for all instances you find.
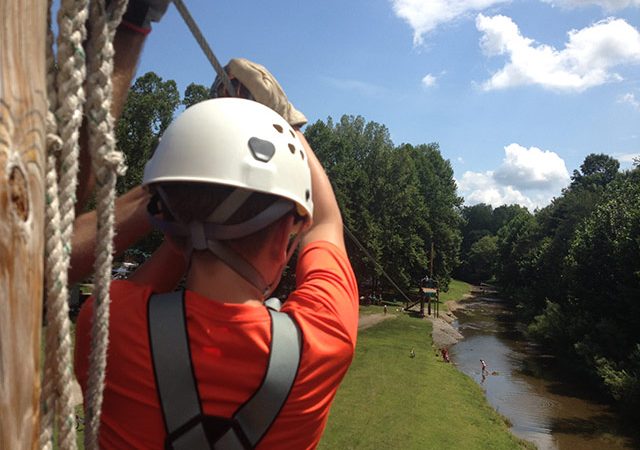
[66,280,525,449]
[439,279,473,305]
[318,302,533,449]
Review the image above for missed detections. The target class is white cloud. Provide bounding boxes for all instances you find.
[458,170,538,208]
[618,92,640,109]
[322,77,388,97]
[457,143,570,209]
[494,143,570,189]
[541,0,640,11]
[476,15,640,91]
[422,73,438,87]
[391,0,509,45]
[616,152,640,164]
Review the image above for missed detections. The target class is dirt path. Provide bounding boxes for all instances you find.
[358,310,463,347]
[357,286,485,342]
[358,312,395,330]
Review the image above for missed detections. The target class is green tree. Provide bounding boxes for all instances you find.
[466,235,498,282]
[116,72,180,194]
[456,203,494,281]
[462,203,493,232]
[456,203,526,283]
[182,82,210,109]
[565,171,640,407]
[570,153,620,189]
[495,154,639,413]
[305,115,461,296]
[492,204,528,233]
[406,143,463,288]
[494,209,538,299]
[524,154,622,318]
[306,116,393,292]
[113,72,180,256]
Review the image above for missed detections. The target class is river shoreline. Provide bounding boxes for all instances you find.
[444,291,638,450]
[428,289,478,349]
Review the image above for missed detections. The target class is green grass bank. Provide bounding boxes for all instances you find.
[439,279,473,305]
[319,283,533,450]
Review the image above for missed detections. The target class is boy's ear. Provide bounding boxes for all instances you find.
[268,214,296,259]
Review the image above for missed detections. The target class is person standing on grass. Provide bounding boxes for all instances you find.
[73,2,359,448]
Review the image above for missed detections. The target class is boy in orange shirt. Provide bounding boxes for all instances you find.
[73,6,358,448]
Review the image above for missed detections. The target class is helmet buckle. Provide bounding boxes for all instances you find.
[189,221,207,250]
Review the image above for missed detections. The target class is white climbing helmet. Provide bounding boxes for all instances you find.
[143,97,313,220]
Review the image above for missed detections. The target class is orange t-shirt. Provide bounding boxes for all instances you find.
[74,241,358,449]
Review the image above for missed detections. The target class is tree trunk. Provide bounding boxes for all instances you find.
[0,1,46,448]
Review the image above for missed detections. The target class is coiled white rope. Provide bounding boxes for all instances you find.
[42,0,90,447]
[41,0,126,448]
[83,1,128,448]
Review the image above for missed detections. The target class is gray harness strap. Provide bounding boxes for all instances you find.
[148,291,302,450]
[148,291,209,449]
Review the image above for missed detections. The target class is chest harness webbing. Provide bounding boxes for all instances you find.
[148,291,302,450]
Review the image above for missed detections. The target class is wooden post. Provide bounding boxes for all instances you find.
[429,242,434,278]
[0,1,47,448]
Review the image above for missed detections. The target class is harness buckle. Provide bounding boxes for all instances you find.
[165,414,209,450]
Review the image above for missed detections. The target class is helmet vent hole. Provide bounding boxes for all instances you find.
[300,150,305,160]
[305,190,310,201]
[248,137,276,162]
[288,143,296,154]
[273,124,284,133]
[289,129,296,138]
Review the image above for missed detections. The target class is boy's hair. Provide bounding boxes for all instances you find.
[152,182,287,257]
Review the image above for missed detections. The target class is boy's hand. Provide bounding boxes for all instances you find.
[120,0,171,30]
[226,58,307,128]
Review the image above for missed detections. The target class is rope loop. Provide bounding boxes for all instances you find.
[41,0,127,448]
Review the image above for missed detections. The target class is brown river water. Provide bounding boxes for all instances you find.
[448,296,639,450]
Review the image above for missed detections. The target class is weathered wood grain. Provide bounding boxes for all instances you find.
[0,1,47,448]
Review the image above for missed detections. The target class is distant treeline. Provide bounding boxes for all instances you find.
[305,116,462,292]
[458,154,640,414]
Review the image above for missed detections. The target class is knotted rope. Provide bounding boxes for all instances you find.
[41,0,126,448]
[42,0,90,448]
[83,1,128,447]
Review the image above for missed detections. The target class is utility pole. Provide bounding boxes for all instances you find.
[427,243,434,316]
[430,242,435,278]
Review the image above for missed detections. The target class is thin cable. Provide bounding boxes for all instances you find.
[343,226,412,304]
[172,0,235,96]
[169,1,405,306]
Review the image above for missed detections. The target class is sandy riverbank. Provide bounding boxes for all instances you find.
[357,286,487,346]
[428,291,477,348]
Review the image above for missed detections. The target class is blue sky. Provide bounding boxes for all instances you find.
[137,0,640,210]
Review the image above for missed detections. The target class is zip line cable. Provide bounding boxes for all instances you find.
[343,226,413,304]
[172,0,235,96]
[172,1,413,305]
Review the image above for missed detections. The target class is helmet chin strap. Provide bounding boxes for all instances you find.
[202,239,271,298]
[188,223,302,300]
[153,186,298,300]
[266,232,304,298]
